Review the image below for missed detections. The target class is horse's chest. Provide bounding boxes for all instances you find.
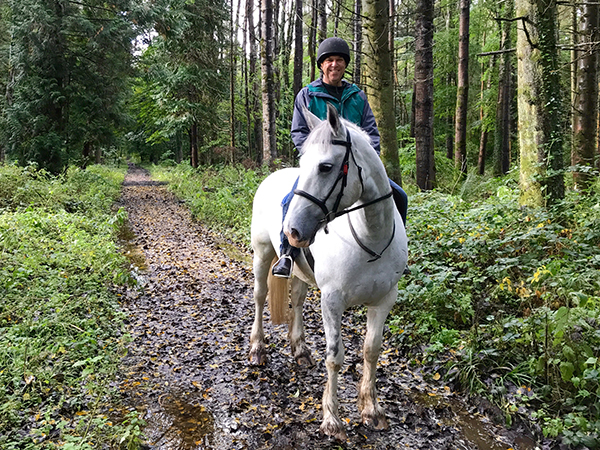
[313,255,398,302]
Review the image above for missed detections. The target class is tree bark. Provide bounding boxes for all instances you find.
[454,0,470,173]
[247,0,263,164]
[317,0,327,43]
[572,1,599,192]
[364,0,402,184]
[516,0,565,206]
[190,122,198,168]
[293,0,303,98]
[353,0,363,87]
[261,0,277,164]
[414,0,436,190]
[308,0,318,81]
[478,53,495,175]
[230,0,237,149]
[493,2,513,177]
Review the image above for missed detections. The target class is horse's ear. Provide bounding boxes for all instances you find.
[326,103,342,136]
[303,106,321,131]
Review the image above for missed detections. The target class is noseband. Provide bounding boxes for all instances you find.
[292,128,395,260]
[293,129,365,227]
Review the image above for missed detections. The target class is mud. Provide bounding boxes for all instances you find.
[115,165,545,450]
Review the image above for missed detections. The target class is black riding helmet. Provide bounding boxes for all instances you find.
[317,37,351,68]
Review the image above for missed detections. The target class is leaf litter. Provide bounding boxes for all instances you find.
[114,165,540,450]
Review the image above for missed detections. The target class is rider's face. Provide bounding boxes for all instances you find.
[321,56,347,87]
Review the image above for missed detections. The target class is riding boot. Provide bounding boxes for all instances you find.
[272,242,300,278]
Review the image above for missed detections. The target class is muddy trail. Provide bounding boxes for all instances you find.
[115,165,541,450]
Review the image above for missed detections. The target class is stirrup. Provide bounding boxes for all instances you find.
[272,255,293,278]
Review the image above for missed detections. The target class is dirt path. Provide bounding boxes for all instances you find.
[115,165,539,450]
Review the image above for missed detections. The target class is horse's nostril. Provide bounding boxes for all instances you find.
[290,228,301,240]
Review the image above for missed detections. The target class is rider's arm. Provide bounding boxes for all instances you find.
[291,89,311,154]
[359,92,381,155]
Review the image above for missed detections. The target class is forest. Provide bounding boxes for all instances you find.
[1,0,600,448]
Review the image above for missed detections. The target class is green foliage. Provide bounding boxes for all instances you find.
[3,0,138,173]
[395,178,600,446]
[127,0,230,165]
[0,164,142,448]
[152,163,269,247]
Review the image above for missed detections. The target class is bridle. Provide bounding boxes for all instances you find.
[292,128,396,261]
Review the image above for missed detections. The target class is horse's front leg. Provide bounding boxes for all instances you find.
[357,290,396,430]
[288,277,314,366]
[320,293,346,441]
[249,254,272,365]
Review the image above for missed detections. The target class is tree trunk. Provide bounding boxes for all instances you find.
[82,141,92,169]
[190,122,199,168]
[414,0,436,190]
[353,0,363,87]
[230,0,237,149]
[454,0,470,173]
[478,54,495,175]
[261,0,277,164]
[493,3,513,177]
[364,0,402,184]
[317,0,327,43]
[516,0,565,206]
[293,0,303,98]
[308,0,318,81]
[333,0,341,35]
[572,1,599,192]
[247,0,263,164]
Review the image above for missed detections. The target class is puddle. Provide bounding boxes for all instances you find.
[140,395,215,449]
[213,237,252,266]
[118,222,148,272]
[411,391,537,450]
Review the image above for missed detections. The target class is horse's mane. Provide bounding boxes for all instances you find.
[304,118,373,155]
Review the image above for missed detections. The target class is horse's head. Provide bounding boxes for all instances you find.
[284,104,372,248]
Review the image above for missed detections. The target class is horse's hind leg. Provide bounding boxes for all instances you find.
[249,250,275,365]
[288,277,313,366]
[358,290,396,430]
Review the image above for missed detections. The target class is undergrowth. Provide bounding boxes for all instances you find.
[0,164,144,449]
[151,163,269,247]
[392,179,600,447]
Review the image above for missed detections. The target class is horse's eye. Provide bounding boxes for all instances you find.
[319,163,333,173]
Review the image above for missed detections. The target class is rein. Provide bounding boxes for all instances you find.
[293,128,395,261]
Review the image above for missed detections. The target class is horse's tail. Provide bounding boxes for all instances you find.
[267,256,289,325]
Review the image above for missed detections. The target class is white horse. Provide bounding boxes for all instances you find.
[249,104,408,441]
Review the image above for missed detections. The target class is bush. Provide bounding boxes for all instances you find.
[0,164,142,449]
[151,163,269,247]
[396,179,600,446]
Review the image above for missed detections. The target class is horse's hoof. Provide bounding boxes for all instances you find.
[295,350,315,367]
[248,348,267,366]
[320,419,347,442]
[296,354,315,367]
[362,412,389,430]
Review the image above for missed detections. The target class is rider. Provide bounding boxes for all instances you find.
[272,36,408,278]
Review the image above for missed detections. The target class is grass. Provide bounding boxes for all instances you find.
[0,164,144,449]
[151,163,269,248]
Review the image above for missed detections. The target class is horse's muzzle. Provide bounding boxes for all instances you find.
[285,228,311,248]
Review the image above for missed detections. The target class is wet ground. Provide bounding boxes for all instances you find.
[115,165,543,450]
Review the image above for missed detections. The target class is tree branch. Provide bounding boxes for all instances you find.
[477,48,516,57]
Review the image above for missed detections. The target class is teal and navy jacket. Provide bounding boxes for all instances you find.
[291,78,381,155]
